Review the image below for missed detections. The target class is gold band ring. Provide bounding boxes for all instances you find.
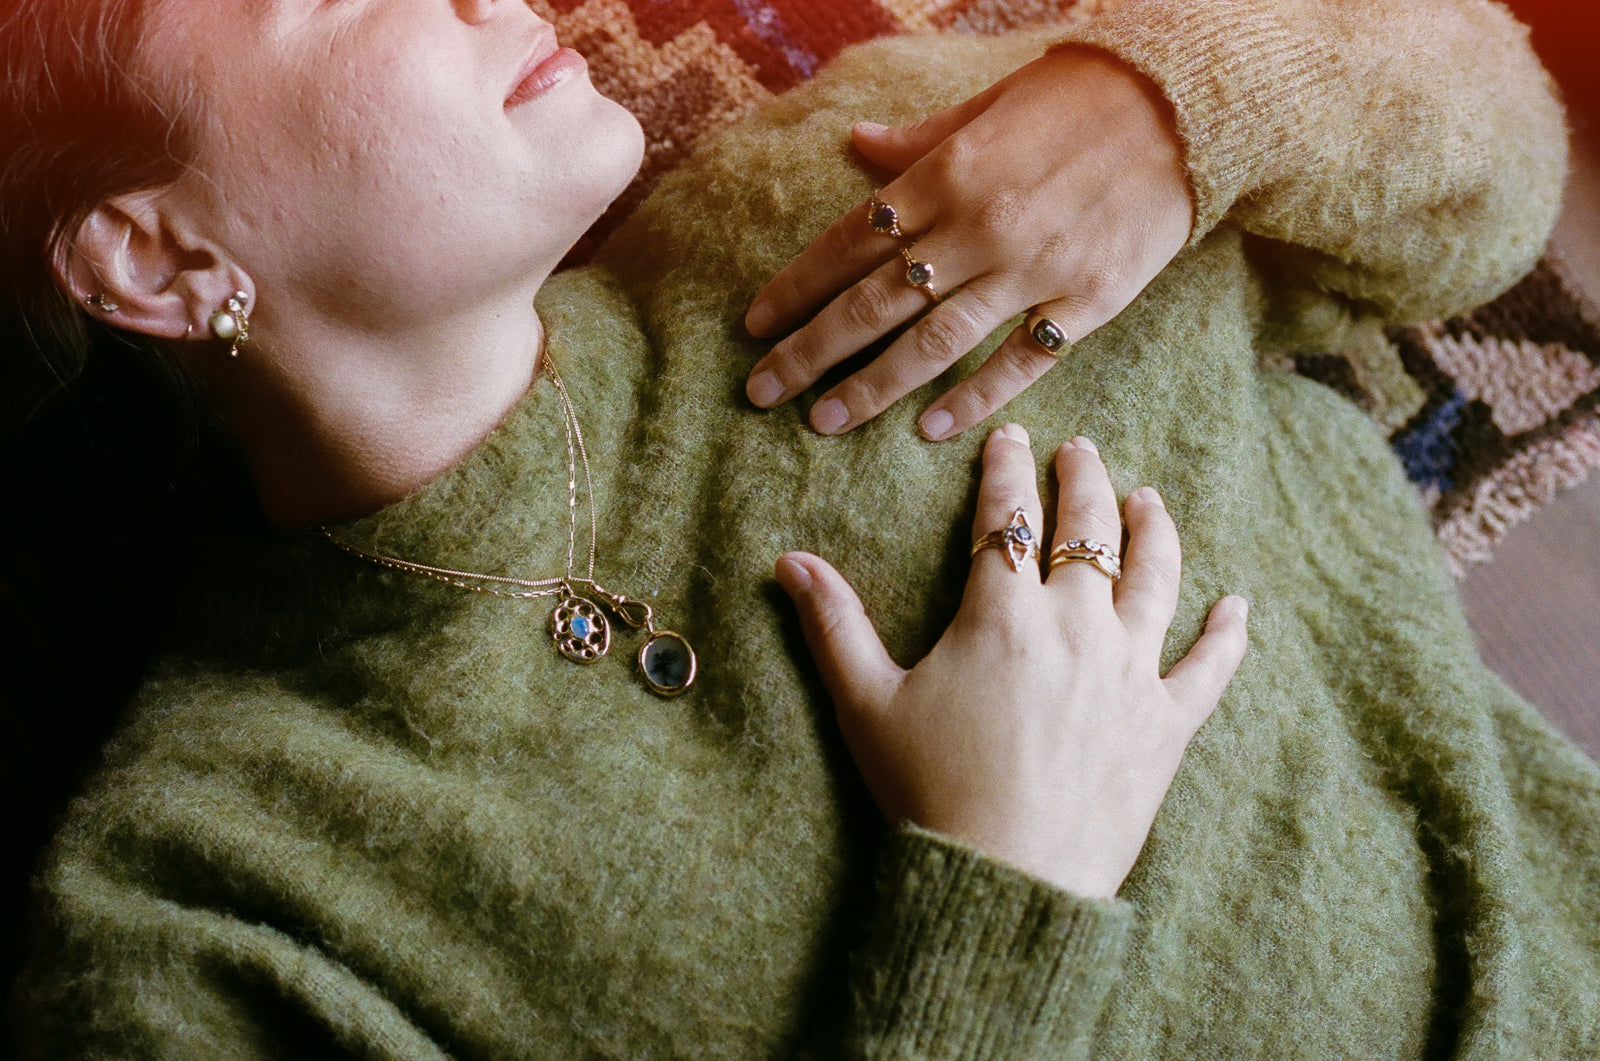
[902,246,939,302]
[970,508,1040,573]
[867,191,907,240]
[1048,538,1121,581]
[1023,313,1071,357]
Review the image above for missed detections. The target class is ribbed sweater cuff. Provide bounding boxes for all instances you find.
[848,825,1132,1061]
[1052,0,1335,242]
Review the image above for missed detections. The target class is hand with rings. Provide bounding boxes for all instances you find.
[774,425,1248,898]
[745,48,1193,441]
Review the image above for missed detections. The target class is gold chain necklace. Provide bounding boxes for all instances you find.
[319,353,697,697]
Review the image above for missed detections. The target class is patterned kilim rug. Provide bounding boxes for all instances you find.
[535,0,1600,574]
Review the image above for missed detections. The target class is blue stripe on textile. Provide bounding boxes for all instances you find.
[1391,389,1467,493]
[731,0,820,77]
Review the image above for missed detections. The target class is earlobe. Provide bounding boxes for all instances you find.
[54,191,246,345]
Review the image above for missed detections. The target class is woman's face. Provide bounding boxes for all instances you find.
[138,0,643,329]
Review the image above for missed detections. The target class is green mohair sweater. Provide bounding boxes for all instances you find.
[15,2,1600,1058]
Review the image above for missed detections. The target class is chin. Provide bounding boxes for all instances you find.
[589,93,647,206]
[536,86,646,241]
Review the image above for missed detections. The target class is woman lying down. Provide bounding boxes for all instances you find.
[6,0,1598,1056]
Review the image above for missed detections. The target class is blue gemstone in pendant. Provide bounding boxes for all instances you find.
[571,615,591,638]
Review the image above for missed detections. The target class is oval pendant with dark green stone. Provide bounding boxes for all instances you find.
[551,595,610,663]
[638,631,697,696]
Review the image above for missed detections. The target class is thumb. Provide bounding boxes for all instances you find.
[775,552,903,711]
[850,83,999,171]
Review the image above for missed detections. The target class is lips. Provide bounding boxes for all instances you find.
[506,31,587,108]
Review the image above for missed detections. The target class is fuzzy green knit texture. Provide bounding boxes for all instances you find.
[14,3,1600,1059]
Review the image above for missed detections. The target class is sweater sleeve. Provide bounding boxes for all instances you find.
[1054,0,1567,323]
[845,826,1132,1061]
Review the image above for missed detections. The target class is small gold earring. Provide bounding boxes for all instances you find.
[207,291,251,358]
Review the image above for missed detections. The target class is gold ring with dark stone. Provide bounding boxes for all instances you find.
[902,246,939,302]
[1024,313,1071,357]
[867,191,907,240]
[970,508,1041,573]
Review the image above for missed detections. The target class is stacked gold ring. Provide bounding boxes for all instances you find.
[970,508,1040,573]
[1047,538,1121,581]
[865,192,940,303]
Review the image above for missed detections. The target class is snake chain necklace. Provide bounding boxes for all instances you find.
[319,353,697,696]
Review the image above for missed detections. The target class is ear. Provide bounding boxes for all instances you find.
[54,190,250,343]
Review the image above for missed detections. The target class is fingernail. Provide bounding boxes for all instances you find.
[748,370,784,408]
[854,121,888,134]
[919,409,954,441]
[1133,486,1163,507]
[811,398,849,435]
[1224,595,1249,621]
[776,555,813,593]
[747,300,777,337]
[998,422,1030,445]
[1072,436,1098,454]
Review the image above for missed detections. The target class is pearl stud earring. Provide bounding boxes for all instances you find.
[208,291,251,358]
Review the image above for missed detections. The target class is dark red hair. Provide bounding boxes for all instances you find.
[0,0,196,425]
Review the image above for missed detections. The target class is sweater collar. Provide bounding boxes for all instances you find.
[176,267,649,661]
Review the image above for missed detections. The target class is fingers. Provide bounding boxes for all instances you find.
[1162,595,1249,724]
[748,246,982,424]
[1114,486,1181,655]
[802,276,1019,436]
[847,83,1002,171]
[745,197,924,342]
[775,552,904,710]
[1044,438,1123,599]
[968,423,1044,584]
[915,317,1064,441]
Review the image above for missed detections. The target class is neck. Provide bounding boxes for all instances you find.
[199,287,547,529]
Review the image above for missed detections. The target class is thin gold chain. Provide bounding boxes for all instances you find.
[319,350,599,598]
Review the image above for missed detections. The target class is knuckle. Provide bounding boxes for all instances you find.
[1142,561,1181,602]
[961,355,1036,422]
[1032,229,1074,266]
[972,187,1025,239]
[998,341,1057,384]
[1076,263,1129,322]
[839,374,893,418]
[928,139,977,192]
[765,269,807,313]
[1049,609,1111,658]
[839,280,898,332]
[958,375,1010,424]
[916,310,975,363]
[1056,496,1118,540]
[772,336,829,381]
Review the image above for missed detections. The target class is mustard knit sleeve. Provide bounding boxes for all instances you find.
[1055,0,1567,322]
